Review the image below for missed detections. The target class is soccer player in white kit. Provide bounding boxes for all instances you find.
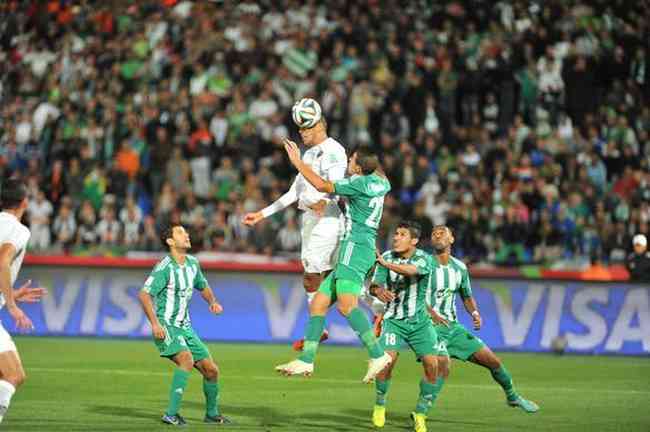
[243,100,347,350]
[0,179,47,424]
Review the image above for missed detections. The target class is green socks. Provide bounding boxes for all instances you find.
[429,376,445,407]
[375,378,391,406]
[298,315,326,363]
[203,379,220,417]
[415,379,436,414]
[346,308,384,359]
[491,365,517,401]
[166,368,190,416]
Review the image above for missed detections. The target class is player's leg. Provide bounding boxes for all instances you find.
[409,321,441,432]
[0,332,24,425]
[154,325,194,425]
[185,328,231,424]
[292,271,330,351]
[335,283,391,383]
[275,275,333,375]
[372,319,404,427]
[469,346,539,413]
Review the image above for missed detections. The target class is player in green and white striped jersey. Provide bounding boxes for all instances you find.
[138,225,230,426]
[426,226,539,414]
[368,221,446,432]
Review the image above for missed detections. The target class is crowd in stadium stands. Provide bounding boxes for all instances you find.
[1,0,649,266]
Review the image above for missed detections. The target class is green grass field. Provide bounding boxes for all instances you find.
[4,337,650,431]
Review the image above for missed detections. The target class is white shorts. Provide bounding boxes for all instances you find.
[301,214,343,274]
[0,320,17,353]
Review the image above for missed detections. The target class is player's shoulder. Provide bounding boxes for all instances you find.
[322,139,347,162]
[0,213,31,241]
[153,255,173,273]
[449,256,468,271]
[186,254,201,266]
[413,249,431,262]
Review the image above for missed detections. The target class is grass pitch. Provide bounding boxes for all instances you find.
[5,337,650,431]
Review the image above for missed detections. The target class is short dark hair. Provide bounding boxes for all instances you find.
[0,179,27,210]
[396,220,422,240]
[160,224,181,249]
[353,146,379,175]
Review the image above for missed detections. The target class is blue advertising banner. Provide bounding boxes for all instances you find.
[1,266,648,355]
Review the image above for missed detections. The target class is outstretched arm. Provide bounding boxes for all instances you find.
[376,251,419,276]
[284,138,335,193]
[243,178,298,225]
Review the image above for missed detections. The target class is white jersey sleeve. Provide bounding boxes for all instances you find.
[0,212,31,309]
[261,177,299,218]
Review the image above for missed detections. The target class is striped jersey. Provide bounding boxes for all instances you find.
[333,173,391,248]
[141,255,208,329]
[427,255,472,322]
[371,249,432,320]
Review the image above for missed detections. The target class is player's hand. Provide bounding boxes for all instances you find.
[152,323,166,340]
[7,304,34,332]
[430,309,449,327]
[375,250,388,267]
[283,138,301,167]
[472,311,482,330]
[308,199,327,216]
[209,302,223,315]
[243,211,264,226]
[14,279,48,303]
[373,287,395,303]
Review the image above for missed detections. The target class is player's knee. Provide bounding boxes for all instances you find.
[5,368,26,387]
[176,351,194,371]
[204,362,219,381]
[421,356,438,382]
[336,302,354,316]
[438,357,450,378]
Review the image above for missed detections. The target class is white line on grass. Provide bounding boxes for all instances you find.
[29,367,650,396]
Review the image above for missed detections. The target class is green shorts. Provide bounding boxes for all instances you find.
[154,324,211,362]
[434,321,486,361]
[334,240,375,285]
[380,316,442,359]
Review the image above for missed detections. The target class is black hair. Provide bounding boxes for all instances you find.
[160,224,181,249]
[353,146,379,175]
[0,178,27,210]
[396,220,422,240]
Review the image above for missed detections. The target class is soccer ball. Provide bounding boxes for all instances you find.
[291,98,322,129]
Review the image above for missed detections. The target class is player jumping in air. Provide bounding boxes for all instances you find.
[369,221,447,432]
[0,179,48,425]
[243,100,347,351]
[426,225,539,414]
[138,225,231,426]
[276,142,393,383]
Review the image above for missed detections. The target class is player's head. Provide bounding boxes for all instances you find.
[633,234,647,254]
[349,146,379,176]
[298,117,328,147]
[392,220,421,254]
[431,225,454,255]
[0,178,28,215]
[161,224,191,251]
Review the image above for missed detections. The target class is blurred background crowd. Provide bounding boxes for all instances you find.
[0,0,649,267]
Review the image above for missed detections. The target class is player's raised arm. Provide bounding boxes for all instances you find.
[369,253,395,303]
[376,250,419,276]
[0,244,32,331]
[284,138,335,193]
[243,177,299,225]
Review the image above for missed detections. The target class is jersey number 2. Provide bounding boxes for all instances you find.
[365,196,384,228]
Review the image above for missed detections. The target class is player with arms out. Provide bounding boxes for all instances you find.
[276,142,392,383]
[369,221,446,432]
[426,225,539,413]
[0,179,48,425]
[138,225,230,426]
[243,98,347,350]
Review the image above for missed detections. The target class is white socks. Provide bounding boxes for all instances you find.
[0,380,16,423]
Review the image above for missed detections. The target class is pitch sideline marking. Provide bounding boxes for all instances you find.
[28,367,650,395]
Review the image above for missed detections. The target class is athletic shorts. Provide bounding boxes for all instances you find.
[301,214,343,274]
[334,240,375,285]
[154,324,210,362]
[380,316,443,359]
[434,321,486,361]
[0,320,17,353]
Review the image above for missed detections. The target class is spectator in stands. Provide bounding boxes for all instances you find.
[27,190,53,251]
[52,201,77,252]
[96,207,121,247]
[627,234,650,282]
